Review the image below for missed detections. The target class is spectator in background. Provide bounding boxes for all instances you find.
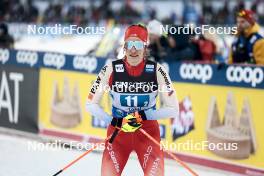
[24,0,39,22]
[147,20,168,62]
[251,0,264,25]
[0,0,9,21]
[118,0,140,24]
[162,25,200,62]
[192,32,216,63]
[214,1,233,25]
[201,1,214,24]
[229,10,264,65]
[0,23,14,48]
[182,1,200,25]
[43,4,63,23]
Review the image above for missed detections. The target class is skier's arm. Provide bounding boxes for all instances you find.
[86,63,113,124]
[141,64,179,120]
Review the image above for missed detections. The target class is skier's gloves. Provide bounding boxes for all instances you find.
[121,112,142,133]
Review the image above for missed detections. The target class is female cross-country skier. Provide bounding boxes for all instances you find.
[86,24,179,176]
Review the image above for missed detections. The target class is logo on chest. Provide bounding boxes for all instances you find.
[115,64,124,72]
[145,64,155,72]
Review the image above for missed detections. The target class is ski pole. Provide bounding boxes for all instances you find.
[139,128,199,176]
[52,144,98,176]
[52,131,117,176]
[109,128,120,143]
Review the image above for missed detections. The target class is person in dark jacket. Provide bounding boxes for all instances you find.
[163,25,200,61]
[229,9,264,65]
[147,20,168,62]
[0,23,14,48]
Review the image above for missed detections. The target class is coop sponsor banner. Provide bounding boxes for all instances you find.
[2,49,264,89]
[0,48,106,73]
[164,82,264,175]
[0,65,39,133]
[162,62,264,89]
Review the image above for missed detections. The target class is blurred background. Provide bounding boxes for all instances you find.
[1,0,264,63]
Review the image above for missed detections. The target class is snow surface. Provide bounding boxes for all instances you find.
[0,133,243,176]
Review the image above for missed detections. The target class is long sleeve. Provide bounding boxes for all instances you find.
[144,63,179,120]
[86,63,113,124]
[253,39,264,65]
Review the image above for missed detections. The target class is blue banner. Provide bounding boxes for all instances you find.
[1,49,264,89]
[166,62,264,89]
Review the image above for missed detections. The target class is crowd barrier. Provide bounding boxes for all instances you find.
[0,48,264,176]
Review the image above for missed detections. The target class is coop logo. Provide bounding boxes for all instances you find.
[0,49,9,64]
[73,56,97,73]
[226,66,263,87]
[180,64,213,83]
[16,51,38,67]
[43,53,65,69]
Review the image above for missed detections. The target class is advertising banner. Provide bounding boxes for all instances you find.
[164,62,264,89]
[0,65,39,133]
[38,68,109,139]
[0,48,106,74]
[164,82,264,175]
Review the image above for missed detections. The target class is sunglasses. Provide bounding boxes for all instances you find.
[125,41,145,50]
